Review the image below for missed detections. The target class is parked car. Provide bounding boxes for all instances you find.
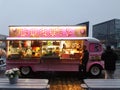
[0,56,6,70]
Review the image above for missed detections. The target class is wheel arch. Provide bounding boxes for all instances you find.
[88,64,103,72]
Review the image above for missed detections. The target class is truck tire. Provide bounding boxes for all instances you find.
[89,65,102,77]
[20,66,32,76]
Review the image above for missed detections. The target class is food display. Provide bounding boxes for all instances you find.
[8,40,84,60]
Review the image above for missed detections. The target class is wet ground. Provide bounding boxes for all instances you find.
[0,64,120,90]
[0,69,104,90]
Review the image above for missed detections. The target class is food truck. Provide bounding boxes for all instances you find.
[6,25,104,77]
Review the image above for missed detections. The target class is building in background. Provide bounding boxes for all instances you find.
[93,19,120,49]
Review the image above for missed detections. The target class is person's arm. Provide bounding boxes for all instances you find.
[114,52,118,61]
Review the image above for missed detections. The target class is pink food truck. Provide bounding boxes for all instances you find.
[6,25,104,77]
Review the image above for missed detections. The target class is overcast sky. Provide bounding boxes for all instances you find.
[0,0,120,36]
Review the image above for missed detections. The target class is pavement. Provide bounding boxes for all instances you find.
[101,61,120,79]
[114,64,120,79]
[0,70,6,78]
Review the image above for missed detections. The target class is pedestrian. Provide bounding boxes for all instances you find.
[101,45,118,79]
[81,45,89,78]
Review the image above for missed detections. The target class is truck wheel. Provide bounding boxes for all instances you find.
[20,66,32,76]
[89,65,102,77]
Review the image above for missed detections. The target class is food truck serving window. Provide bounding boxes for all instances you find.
[7,40,84,60]
[7,25,88,60]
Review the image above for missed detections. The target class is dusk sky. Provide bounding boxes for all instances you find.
[0,0,120,36]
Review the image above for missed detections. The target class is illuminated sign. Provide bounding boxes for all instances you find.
[9,26,87,37]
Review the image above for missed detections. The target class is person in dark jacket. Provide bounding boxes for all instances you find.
[82,45,89,77]
[101,45,118,79]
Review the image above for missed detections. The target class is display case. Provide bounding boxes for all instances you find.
[8,40,42,59]
[41,41,60,56]
[61,40,83,59]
